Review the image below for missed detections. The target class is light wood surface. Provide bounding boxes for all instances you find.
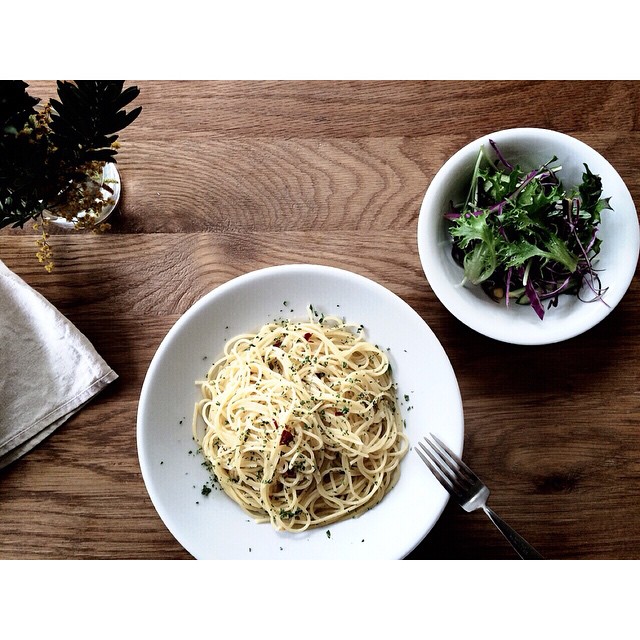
[1,81,639,559]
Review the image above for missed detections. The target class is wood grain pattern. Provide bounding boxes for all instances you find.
[1,81,639,559]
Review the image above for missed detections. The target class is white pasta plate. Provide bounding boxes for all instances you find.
[137,264,463,559]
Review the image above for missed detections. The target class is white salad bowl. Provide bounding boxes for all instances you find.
[417,127,639,345]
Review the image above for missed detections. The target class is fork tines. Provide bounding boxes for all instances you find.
[416,433,475,495]
[416,433,543,559]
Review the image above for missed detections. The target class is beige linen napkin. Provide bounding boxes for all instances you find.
[0,260,117,469]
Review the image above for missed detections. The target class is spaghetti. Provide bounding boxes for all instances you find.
[192,309,408,532]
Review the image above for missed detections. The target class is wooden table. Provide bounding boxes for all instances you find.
[1,80,638,560]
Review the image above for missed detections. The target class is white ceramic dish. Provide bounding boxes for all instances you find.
[417,127,639,345]
[137,264,463,559]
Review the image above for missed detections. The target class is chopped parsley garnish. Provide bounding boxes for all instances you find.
[279,507,302,520]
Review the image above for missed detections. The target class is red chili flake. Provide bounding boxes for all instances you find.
[273,340,282,348]
[273,420,279,429]
[303,332,312,341]
[334,408,348,416]
[279,429,294,445]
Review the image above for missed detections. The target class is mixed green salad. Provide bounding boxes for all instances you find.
[445,140,613,319]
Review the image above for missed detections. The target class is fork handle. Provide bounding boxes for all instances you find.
[482,506,544,559]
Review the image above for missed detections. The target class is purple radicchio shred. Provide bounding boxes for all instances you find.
[505,267,512,308]
[460,201,506,219]
[584,227,599,253]
[578,270,611,307]
[525,279,545,320]
[489,139,514,171]
[496,202,509,240]
[512,168,543,198]
[538,171,558,187]
[538,274,573,301]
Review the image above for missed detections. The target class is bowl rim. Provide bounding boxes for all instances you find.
[417,127,640,345]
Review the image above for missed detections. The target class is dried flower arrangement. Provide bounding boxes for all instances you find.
[0,81,141,271]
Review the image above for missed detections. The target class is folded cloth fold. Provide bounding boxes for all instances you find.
[0,260,117,470]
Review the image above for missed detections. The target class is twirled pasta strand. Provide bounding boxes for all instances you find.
[193,312,408,532]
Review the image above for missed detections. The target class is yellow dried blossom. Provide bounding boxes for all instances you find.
[34,220,54,272]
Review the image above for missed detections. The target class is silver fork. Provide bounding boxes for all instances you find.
[417,433,544,559]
